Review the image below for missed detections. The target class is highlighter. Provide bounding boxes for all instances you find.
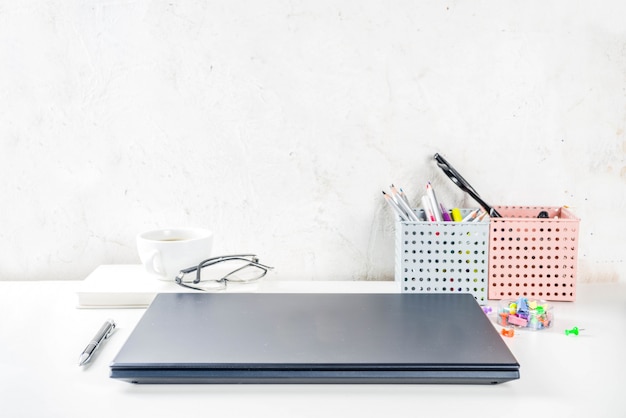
[451,208,463,222]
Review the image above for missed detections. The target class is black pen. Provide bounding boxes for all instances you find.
[78,319,116,366]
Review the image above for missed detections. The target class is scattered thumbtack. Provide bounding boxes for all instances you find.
[565,326,584,336]
[482,306,493,314]
[501,328,515,338]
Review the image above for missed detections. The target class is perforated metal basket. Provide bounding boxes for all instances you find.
[395,209,489,302]
[487,206,580,301]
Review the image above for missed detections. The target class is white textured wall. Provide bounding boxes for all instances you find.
[1,1,624,282]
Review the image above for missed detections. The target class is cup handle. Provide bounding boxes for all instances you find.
[142,250,164,276]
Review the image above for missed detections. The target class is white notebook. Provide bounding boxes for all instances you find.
[76,265,188,308]
[76,265,398,308]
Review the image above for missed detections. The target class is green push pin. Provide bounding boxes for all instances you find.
[565,326,584,336]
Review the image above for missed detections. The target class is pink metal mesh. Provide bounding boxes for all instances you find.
[487,206,580,301]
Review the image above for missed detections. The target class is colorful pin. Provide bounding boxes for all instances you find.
[565,326,584,336]
[498,297,552,330]
[501,328,515,337]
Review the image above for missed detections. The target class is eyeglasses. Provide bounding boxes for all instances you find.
[434,153,502,218]
[175,254,273,291]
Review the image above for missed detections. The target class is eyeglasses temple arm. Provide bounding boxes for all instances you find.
[434,153,502,218]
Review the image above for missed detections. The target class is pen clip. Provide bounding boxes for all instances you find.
[433,153,502,218]
[104,320,116,339]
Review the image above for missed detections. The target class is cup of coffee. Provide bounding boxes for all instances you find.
[136,228,213,281]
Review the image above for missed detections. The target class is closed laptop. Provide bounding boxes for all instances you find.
[110,292,519,384]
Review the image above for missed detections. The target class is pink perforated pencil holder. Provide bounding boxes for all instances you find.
[488,206,580,302]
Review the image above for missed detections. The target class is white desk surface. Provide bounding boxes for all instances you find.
[1,272,624,418]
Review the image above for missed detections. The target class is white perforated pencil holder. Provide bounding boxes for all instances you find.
[395,209,489,303]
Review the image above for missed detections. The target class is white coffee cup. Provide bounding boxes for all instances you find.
[136,228,213,281]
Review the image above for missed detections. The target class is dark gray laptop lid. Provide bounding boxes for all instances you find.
[111,293,519,383]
